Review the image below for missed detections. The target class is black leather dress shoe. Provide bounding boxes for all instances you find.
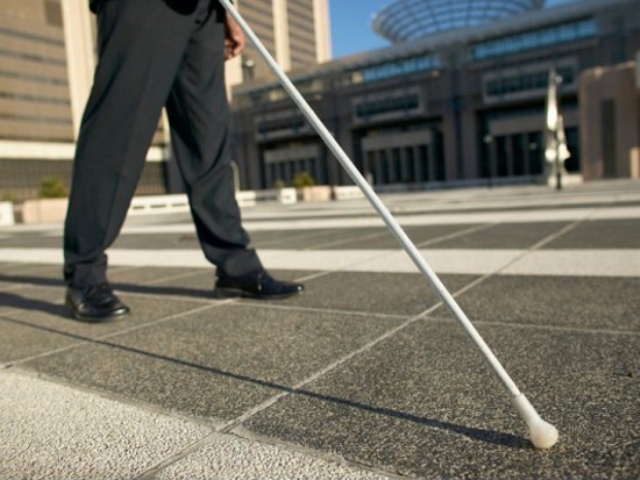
[215,270,304,300]
[65,283,130,321]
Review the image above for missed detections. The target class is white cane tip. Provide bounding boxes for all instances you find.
[528,418,559,450]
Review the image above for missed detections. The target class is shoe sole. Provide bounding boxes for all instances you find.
[66,300,130,323]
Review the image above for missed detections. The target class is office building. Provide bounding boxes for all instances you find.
[230,0,640,190]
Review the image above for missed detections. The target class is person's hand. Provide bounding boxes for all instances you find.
[224,12,245,60]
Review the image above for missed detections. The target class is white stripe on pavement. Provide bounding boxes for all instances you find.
[0,248,637,277]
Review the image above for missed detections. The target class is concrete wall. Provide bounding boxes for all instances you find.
[579,61,640,180]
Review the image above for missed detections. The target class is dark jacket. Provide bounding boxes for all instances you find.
[89,0,232,14]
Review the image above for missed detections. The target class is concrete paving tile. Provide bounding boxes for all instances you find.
[290,319,640,390]
[0,233,61,249]
[317,225,476,250]
[0,318,79,364]
[22,343,279,422]
[341,248,522,275]
[259,228,385,250]
[104,304,406,386]
[429,222,568,249]
[112,232,202,250]
[0,291,212,339]
[155,433,391,480]
[241,320,640,479]
[0,285,68,319]
[300,228,391,250]
[116,269,215,298]
[249,229,316,244]
[0,262,20,272]
[108,266,205,287]
[242,375,639,479]
[0,370,213,480]
[279,271,479,316]
[432,275,640,331]
[542,219,640,249]
[0,264,63,288]
[0,264,130,289]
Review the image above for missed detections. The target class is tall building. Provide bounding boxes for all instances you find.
[0,0,332,201]
[226,0,331,87]
[0,0,72,143]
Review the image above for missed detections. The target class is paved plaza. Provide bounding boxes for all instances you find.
[0,180,639,479]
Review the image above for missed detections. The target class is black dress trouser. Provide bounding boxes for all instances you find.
[64,0,261,288]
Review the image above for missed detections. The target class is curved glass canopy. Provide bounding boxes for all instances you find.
[372,0,545,43]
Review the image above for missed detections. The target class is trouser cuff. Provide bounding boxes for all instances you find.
[218,249,263,277]
[64,256,108,288]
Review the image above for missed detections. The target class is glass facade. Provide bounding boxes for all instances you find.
[358,54,439,83]
[485,66,576,98]
[232,0,640,190]
[472,18,598,60]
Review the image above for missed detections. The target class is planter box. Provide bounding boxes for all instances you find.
[277,188,297,204]
[20,198,68,224]
[0,202,14,226]
[332,185,364,201]
[297,185,332,202]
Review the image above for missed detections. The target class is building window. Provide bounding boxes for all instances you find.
[44,0,63,27]
[345,54,438,85]
[472,19,598,60]
[355,95,420,119]
[485,66,576,98]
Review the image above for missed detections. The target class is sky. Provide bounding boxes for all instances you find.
[328,0,580,59]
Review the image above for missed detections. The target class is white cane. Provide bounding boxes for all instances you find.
[220,0,558,450]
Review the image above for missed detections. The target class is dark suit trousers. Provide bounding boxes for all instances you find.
[64,0,261,287]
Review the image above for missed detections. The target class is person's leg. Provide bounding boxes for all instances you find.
[165,1,303,298]
[165,1,262,276]
[64,0,201,288]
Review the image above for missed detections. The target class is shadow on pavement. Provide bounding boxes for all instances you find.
[0,289,530,450]
[0,273,210,300]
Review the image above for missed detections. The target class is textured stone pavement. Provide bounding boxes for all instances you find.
[0,180,639,479]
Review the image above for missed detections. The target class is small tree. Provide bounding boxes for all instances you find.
[291,172,315,189]
[272,179,286,190]
[38,176,68,198]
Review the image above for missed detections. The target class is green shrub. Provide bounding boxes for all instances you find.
[272,179,286,190]
[291,172,315,189]
[38,176,68,198]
